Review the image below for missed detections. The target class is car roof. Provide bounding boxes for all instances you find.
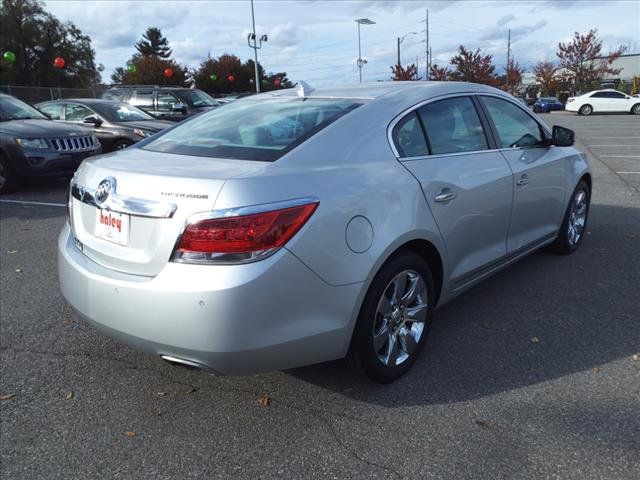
[263,81,501,101]
[37,98,123,106]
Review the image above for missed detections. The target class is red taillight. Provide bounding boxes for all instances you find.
[173,200,319,264]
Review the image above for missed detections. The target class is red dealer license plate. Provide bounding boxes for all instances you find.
[94,209,130,246]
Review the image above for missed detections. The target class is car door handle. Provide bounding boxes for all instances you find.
[434,190,457,203]
[516,174,529,186]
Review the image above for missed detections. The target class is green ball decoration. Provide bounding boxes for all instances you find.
[261,79,268,85]
[3,51,16,63]
[209,74,217,81]
[127,64,137,73]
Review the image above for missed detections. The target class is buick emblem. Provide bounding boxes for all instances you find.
[95,177,115,205]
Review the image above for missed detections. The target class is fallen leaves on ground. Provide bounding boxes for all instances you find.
[63,318,74,326]
[593,367,600,373]
[7,250,18,254]
[258,394,272,406]
[632,353,639,362]
[531,336,540,343]
[157,391,166,397]
[185,387,197,395]
[65,391,73,400]
[0,393,15,401]
[124,431,136,438]
[475,420,493,429]
[15,268,22,273]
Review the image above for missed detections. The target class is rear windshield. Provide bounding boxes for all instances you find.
[142,97,364,161]
[540,97,559,102]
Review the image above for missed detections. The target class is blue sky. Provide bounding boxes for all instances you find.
[46,0,640,85]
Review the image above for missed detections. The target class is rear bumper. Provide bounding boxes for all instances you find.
[57,223,362,375]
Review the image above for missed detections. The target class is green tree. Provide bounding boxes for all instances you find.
[135,27,172,58]
[112,56,186,86]
[0,0,98,87]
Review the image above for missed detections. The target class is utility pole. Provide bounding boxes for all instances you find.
[355,18,375,83]
[397,37,401,66]
[425,9,429,80]
[506,28,511,92]
[429,46,432,78]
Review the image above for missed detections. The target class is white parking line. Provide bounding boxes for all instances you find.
[600,155,640,158]
[588,144,640,147]
[0,199,66,207]
[583,137,640,139]
[616,171,640,174]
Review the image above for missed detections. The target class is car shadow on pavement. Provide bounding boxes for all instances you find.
[287,203,640,407]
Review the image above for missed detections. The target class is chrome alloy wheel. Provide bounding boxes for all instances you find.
[567,189,588,246]
[632,104,640,115]
[373,270,428,367]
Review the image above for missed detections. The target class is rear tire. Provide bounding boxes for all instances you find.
[347,251,435,383]
[549,180,590,255]
[0,154,20,194]
[578,104,593,116]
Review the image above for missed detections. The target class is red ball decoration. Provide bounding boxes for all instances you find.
[53,57,65,68]
[227,74,235,83]
[274,78,281,88]
[164,68,174,78]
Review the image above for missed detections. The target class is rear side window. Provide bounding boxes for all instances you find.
[131,91,154,108]
[65,104,93,122]
[392,112,428,157]
[38,103,62,120]
[481,96,545,148]
[156,92,180,112]
[590,92,607,98]
[143,97,363,161]
[418,97,488,155]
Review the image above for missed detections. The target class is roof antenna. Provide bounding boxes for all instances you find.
[297,80,314,98]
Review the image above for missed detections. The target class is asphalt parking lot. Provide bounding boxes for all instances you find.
[1,112,639,479]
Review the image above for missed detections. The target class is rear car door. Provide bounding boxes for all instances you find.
[129,90,156,117]
[156,92,187,121]
[479,95,566,253]
[395,95,513,285]
[589,91,609,112]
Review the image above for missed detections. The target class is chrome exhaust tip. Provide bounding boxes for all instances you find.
[160,355,205,371]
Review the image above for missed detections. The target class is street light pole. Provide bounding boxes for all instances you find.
[248,0,267,93]
[355,18,375,83]
[397,32,418,66]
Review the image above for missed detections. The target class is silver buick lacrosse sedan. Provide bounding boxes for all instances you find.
[59,81,591,383]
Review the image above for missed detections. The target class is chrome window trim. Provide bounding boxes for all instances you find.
[71,182,177,219]
[387,91,552,160]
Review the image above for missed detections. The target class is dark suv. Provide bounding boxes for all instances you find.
[0,94,101,194]
[102,86,221,122]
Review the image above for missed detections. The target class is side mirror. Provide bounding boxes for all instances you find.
[83,115,102,126]
[551,125,574,147]
[171,102,187,113]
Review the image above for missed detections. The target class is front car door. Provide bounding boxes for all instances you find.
[588,91,609,112]
[606,91,631,112]
[478,95,566,253]
[393,95,514,286]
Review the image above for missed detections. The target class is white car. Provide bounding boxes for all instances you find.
[566,89,640,115]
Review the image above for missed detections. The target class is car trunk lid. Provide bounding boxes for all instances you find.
[70,148,267,276]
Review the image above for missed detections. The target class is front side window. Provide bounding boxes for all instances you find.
[143,97,363,161]
[177,90,218,107]
[392,112,428,157]
[38,103,63,120]
[418,96,488,155]
[481,96,545,148]
[93,103,153,122]
[607,91,626,99]
[156,92,181,112]
[65,104,94,122]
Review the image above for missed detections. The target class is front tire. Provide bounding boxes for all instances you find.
[549,180,590,254]
[631,103,640,115]
[347,251,435,383]
[0,155,20,194]
[578,104,593,116]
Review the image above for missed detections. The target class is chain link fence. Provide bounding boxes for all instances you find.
[0,85,107,104]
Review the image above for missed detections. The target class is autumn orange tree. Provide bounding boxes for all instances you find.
[390,63,419,80]
[556,29,626,93]
[449,46,500,86]
[503,59,525,94]
[533,61,560,95]
[428,64,449,81]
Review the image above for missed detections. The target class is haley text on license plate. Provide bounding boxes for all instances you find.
[94,209,130,246]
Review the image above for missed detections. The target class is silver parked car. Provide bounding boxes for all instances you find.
[58,82,591,383]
